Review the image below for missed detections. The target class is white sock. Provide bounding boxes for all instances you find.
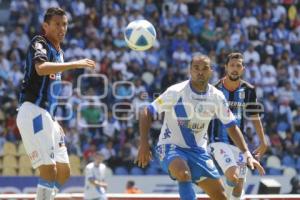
[224,180,235,200]
[231,196,241,200]
[36,185,54,200]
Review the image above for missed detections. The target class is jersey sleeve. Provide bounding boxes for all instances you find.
[215,93,237,128]
[85,166,94,181]
[245,88,262,116]
[147,89,176,116]
[31,36,49,63]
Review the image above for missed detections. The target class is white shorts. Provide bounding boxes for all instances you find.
[16,102,69,169]
[208,142,248,178]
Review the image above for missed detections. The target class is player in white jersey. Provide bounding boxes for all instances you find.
[136,54,265,200]
[84,152,108,200]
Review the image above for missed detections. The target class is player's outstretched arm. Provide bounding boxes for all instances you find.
[35,58,95,75]
[251,114,268,160]
[227,125,265,175]
[135,107,153,168]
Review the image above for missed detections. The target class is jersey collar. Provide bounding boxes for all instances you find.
[189,80,209,95]
[222,77,241,92]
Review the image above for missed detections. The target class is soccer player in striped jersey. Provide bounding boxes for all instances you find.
[208,52,268,200]
[16,7,95,200]
[136,54,264,200]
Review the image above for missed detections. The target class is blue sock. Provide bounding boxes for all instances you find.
[54,182,62,191]
[178,181,196,200]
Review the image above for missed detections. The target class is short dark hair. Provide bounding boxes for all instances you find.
[225,52,244,65]
[190,53,211,66]
[44,7,66,23]
[127,180,135,188]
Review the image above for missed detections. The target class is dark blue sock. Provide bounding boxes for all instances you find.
[178,181,196,200]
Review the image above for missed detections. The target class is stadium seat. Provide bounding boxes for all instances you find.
[148,160,160,170]
[17,143,27,156]
[114,166,128,175]
[33,169,39,176]
[2,155,18,168]
[2,167,17,176]
[69,154,81,167]
[3,142,17,155]
[267,167,282,175]
[283,167,297,177]
[282,155,296,168]
[70,166,81,176]
[19,155,32,168]
[130,167,144,175]
[266,155,281,169]
[296,157,300,170]
[145,167,158,175]
[105,166,113,177]
[19,167,33,176]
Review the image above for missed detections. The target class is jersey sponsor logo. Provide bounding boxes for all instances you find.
[49,72,62,80]
[34,42,47,54]
[177,119,205,134]
[228,101,246,108]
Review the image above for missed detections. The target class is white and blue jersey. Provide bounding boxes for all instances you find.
[19,35,63,115]
[84,162,107,200]
[147,80,237,182]
[148,80,237,149]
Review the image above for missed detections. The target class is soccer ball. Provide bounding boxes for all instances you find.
[124,19,156,51]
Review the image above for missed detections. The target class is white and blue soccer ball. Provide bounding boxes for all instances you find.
[124,19,156,51]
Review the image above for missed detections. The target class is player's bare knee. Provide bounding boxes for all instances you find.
[39,165,57,181]
[175,170,191,182]
[225,166,239,184]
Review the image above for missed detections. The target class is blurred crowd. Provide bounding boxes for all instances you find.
[0,0,300,174]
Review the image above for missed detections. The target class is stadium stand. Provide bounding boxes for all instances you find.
[0,0,299,177]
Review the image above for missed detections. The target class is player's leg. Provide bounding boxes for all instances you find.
[16,103,57,200]
[232,178,245,200]
[37,165,57,200]
[168,158,196,200]
[231,145,248,200]
[209,142,239,199]
[197,178,227,200]
[155,144,196,200]
[53,121,71,196]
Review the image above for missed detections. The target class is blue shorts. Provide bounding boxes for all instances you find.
[155,144,220,183]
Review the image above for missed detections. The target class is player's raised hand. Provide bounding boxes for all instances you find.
[74,59,96,70]
[245,151,265,176]
[135,142,152,168]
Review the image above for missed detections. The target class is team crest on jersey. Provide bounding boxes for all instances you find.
[195,103,204,113]
[239,90,245,99]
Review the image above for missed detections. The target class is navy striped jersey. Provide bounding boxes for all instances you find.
[208,79,260,145]
[19,35,63,114]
